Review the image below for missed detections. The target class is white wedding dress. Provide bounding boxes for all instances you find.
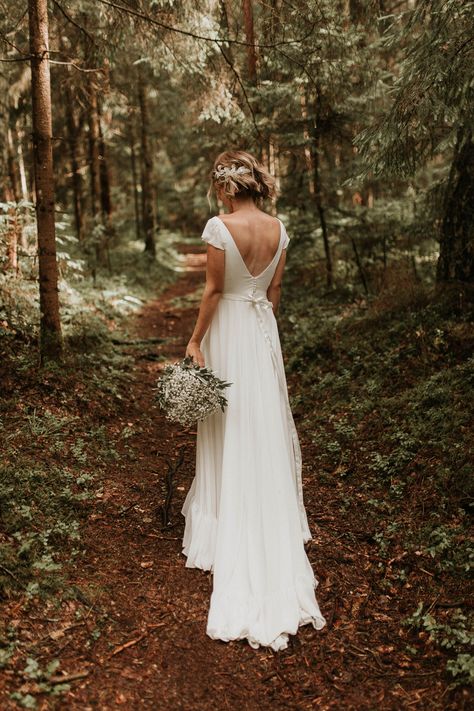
[181,215,327,651]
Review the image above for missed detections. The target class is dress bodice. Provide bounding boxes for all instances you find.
[201,216,290,298]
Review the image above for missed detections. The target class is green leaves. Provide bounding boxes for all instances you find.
[354,0,474,179]
[404,602,474,686]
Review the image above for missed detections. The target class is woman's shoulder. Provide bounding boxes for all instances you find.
[219,210,281,229]
[201,215,226,250]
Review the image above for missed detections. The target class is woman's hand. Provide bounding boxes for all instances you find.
[186,341,205,367]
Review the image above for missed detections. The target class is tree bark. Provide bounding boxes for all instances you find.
[98,101,113,226]
[7,212,19,273]
[6,126,21,272]
[303,88,333,288]
[436,130,474,285]
[138,67,156,257]
[129,115,141,241]
[28,0,62,361]
[17,123,30,201]
[4,186,19,274]
[219,0,233,63]
[15,116,31,251]
[88,82,101,219]
[7,126,21,203]
[87,80,109,265]
[242,0,258,84]
[350,235,368,295]
[300,90,315,195]
[64,89,84,242]
[268,136,280,215]
[268,0,281,42]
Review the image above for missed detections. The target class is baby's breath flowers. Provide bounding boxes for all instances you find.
[155,356,231,427]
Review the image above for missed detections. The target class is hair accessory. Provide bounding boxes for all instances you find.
[213,163,251,180]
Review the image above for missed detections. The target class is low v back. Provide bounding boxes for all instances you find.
[201,215,290,297]
[216,217,283,278]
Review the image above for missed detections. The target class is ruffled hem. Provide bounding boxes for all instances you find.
[181,499,217,571]
[206,575,327,652]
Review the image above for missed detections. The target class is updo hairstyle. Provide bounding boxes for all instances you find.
[209,150,276,203]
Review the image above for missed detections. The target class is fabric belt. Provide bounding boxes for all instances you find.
[220,292,309,540]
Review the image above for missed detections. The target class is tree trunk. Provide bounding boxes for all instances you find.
[129,116,141,241]
[4,186,20,274]
[268,0,281,42]
[436,131,474,285]
[7,126,21,202]
[98,101,113,226]
[88,80,108,265]
[28,0,62,361]
[65,90,84,242]
[305,89,333,288]
[6,126,21,272]
[17,116,31,256]
[268,136,280,215]
[242,0,258,84]
[138,68,156,257]
[7,211,19,274]
[88,84,101,219]
[300,90,315,195]
[15,117,31,251]
[219,0,233,63]
[350,235,368,295]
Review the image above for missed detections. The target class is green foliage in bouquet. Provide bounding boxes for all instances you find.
[155,357,232,427]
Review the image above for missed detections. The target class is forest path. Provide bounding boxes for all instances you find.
[61,249,448,711]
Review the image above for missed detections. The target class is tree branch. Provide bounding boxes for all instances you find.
[96,0,317,49]
[49,59,105,73]
[0,30,27,56]
[0,55,32,62]
[216,42,262,142]
[51,0,95,44]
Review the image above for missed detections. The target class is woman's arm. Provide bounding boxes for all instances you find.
[267,250,287,314]
[185,244,225,367]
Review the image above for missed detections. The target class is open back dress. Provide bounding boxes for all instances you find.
[181,215,327,651]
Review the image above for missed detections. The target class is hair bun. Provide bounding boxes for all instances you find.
[210,150,276,202]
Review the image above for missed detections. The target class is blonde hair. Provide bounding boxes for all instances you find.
[208,150,276,204]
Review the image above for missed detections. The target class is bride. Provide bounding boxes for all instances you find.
[182,150,326,651]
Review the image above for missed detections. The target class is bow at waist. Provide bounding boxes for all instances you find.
[221,293,273,309]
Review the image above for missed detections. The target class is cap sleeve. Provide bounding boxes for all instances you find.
[281,221,290,249]
[201,217,226,250]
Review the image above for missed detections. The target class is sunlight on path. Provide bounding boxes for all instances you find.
[155,231,207,273]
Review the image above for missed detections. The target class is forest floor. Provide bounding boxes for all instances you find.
[1,246,471,711]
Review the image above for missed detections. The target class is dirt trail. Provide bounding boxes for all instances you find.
[24,252,462,710]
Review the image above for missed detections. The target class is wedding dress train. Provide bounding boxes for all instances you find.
[181,215,326,651]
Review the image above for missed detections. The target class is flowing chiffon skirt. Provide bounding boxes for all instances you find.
[181,296,327,651]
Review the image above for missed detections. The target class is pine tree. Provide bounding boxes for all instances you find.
[28,0,63,361]
[353,0,474,286]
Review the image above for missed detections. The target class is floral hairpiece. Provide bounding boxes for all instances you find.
[213,163,251,180]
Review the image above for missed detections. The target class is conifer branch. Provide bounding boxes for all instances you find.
[216,41,263,142]
[95,0,316,49]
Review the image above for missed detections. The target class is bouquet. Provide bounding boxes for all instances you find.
[155,356,231,427]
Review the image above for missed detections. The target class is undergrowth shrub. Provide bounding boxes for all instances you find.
[403,602,474,686]
[281,257,473,687]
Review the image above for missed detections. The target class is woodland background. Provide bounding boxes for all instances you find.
[0,1,473,709]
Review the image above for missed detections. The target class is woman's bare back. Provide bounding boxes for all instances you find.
[217,210,282,278]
